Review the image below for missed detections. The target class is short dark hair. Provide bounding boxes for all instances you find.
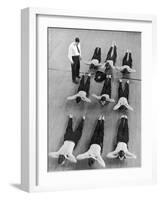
[58,154,66,164]
[75,37,80,43]
[76,96,81,103]
[88,158,95,167]
[118,150,125,160]
[119,105,127,111]
[105,62,111,69]
[100,96,106,102]
[90,63,95,70]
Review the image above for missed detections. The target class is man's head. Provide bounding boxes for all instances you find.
[118,150,126,160]
[122,68,129,74]
[76,96,82,103]
[105,62,111,69]
[75,37,80,44]
[88,158,95,167]
[119,105,127,111]
[90,63,95,69]
[58,154,66,165]
[100,96,106,106]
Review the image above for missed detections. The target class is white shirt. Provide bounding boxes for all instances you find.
[115,65,136,73]
[77,144,106,167]
[113,97,133,111]
[107,142,136,159]
[49,141,77,163]
[106,60,115,68]
[68,42,81,63]
[115,142,128,152]
[67,91,91,103]
[83,59,103,67]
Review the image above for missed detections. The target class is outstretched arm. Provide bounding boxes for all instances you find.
[108,98,115,103]
[107,151,118,159]
[48,143,66,158]
[126,151,137,159]
[103,95,115,103]
[113,101,121,110]
[95,63,104,67]
[97,155,106,168]
[67,94,79,100]
[67,154,77,163]
[124,103,134,111]
[92,94,101,100]
[82,97,91,103]
[49,151,60,158]
[83,60,92,65]
[77,151,90,160]
[123,65,136,73]
[115,65,126,71]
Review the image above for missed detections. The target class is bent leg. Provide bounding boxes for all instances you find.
[73,118,85,146]
[91,47,98,60]
[92,47,101,63]
[84,75,91,96]
[64,117,73,141]
[98,47,101,63]
[128,53,132,68]
[123,118,129,144]
[122,52,128,66]
[105,46,113,61]
[123,81,129,100]
[112,45,117,65]
[77,75,85,92]
[99,119,104,152]
[101,77,111,97]
[116,117,125,143]
[118,81,124,99]
[90,119,101,146]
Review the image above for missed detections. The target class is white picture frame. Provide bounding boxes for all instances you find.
[21,7,157,192]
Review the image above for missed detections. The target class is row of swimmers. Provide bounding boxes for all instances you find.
[67,74,133,111]
[49,114,136,168]
[83,41,136,77]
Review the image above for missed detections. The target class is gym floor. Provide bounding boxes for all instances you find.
[48,28,141,172]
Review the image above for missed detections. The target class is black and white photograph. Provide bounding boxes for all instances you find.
[47,27,141,172]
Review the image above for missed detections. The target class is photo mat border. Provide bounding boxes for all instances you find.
[21,7,157,192]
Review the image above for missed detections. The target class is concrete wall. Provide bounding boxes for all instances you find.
[48,28,141,172]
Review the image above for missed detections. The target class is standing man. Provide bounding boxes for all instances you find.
[68,37,81,84]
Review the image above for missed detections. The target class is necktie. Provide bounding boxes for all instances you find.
[127,52,129,61]
[76,44,80,53]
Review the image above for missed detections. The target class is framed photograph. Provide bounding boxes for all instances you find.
[21,7,156,192]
